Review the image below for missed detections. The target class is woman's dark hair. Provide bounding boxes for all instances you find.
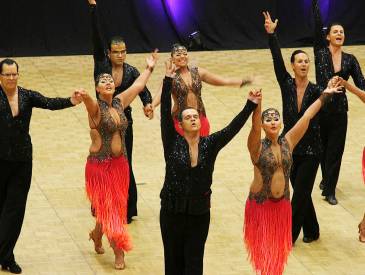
[261,108,280,122]
[171,43,187,57]
[290,50,308,63]
[0,58,19,74]
[95,73,113,87]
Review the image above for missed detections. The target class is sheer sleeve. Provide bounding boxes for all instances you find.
[268,33,291,86]
[210,100,257,152]
[160,77,177,158]
[312,0,327,51]
[350,55,365,90]
[30,91,74,110]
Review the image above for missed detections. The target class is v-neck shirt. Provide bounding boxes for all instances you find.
[0,86,74,161]
[269,33,322,157]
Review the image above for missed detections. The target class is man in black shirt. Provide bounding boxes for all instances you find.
[312,0,365,205]
[0,59,81,274]
[159,60,259,275]
[88,0,153,222]
[264,12,323,243]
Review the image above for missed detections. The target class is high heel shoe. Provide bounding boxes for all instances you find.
[89,231,105,254]
[114,250,125,270]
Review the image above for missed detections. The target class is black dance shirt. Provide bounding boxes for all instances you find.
[269,33,322,157]
[90,4,152,121]
[312,0,365,113]
[160,77,257,215]
[0,86,74,161]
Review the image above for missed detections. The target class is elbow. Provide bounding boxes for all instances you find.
[134,83,145,93]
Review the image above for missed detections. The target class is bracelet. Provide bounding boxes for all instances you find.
[146,66,154,73]
[240,79,249,88]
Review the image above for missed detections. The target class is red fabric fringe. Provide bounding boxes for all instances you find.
[173,115,210,137]
[362,147,365,183]
[85,156,132,252]
[244,198,292,275]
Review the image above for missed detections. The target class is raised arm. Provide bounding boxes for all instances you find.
[151,81,163,110]
[247,90,262,163]
[129,66,154,119]
[340,77,365,103]
[130,67,153,106]
[75,89,99,118]
[116,51,158,108]
[312,0,327,50]
[30,90,80,110]
[199,67,253,88]
[89,0,107,63]
[263,11,290,85]
[285,81,342,150]
[211,91,259,151]
[161,60,177,154]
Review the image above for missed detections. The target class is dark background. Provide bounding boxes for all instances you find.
[1,0,364,57]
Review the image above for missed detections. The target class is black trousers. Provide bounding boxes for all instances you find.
[160,209,210,275]
[291,155,320,243]
[126,121,137,219]
[320,112,347,196]
[0,160,32,264]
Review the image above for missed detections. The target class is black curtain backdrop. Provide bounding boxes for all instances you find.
[1,0,364,57]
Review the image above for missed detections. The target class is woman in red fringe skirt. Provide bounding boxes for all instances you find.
[151,44,255,137]
[245,82,342,275]
[75,51,158,269]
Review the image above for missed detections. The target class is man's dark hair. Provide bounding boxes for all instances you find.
[108,36,125,50]
[0,58,19,74]
[290,50,308,64]
[177,106,199,122]
[325,22,344,36]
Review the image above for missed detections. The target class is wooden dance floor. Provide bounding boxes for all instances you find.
[2,46,365,275]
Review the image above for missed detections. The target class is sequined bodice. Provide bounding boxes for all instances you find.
[249,137,292,203]
[89,98,128,160]
[172,67,205,117]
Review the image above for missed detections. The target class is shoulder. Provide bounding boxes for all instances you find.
[309,81,322,95]
[125,63,138,72]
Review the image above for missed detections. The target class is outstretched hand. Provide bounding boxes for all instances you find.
[263,11,278,34]
[88,0,96,5]
[146,49,159,70]
[248,89,262,104]
[70,89,86,105]
[324,76,343,94]
[165,58,176,77]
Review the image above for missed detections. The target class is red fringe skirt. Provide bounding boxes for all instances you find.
[173,115,210,137]
[244,198,292,275]
[85,156,132,252]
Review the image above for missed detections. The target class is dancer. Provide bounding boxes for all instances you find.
[159,59,260,275]
[76,51,157,269]
[244,78,342,275]
[0,58,81,274]
[264,11,322,243]
[152,43,254,136]
[312,0,365,205]
[88,0,153,222]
